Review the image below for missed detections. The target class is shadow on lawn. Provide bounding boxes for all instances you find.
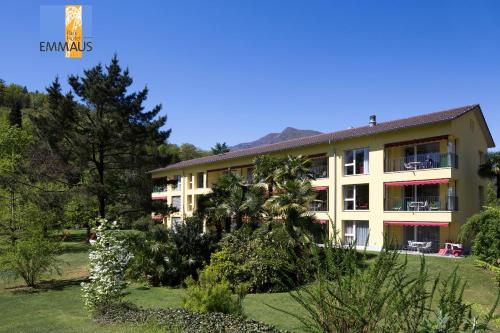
[6,276,89,294]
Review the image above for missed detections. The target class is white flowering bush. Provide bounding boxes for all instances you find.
[81,219,133,314]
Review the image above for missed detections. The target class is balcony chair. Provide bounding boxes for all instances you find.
[419,242,433,254]
[405,241,417,252]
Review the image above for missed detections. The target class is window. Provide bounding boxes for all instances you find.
[309,188,328,211]
[171,196,181,210]
[197,172,204,188]
[310,156,328,178]
[172,175,181,191]
[171,217,182,231]
[343,184,369,210]
[344,148,369,175]
[343,220,369,246]
[188,173,193,189]
[187,195,193,211]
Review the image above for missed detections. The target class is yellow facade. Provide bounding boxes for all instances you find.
[151,107,493,251]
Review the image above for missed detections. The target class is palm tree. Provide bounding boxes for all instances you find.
[253,155,283,194]
[201,172,266,232]
[211,142,230,155]
[478,152,500,198]
[274,155,314,183]
[265,179,317,239]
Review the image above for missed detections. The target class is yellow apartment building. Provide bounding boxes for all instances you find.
[149,105,495,251]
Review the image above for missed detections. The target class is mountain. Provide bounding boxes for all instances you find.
[231,127,322,150]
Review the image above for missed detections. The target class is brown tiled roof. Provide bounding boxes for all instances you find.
[151,104,493,173]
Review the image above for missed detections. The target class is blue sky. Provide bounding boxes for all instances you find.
[0,0,499,149]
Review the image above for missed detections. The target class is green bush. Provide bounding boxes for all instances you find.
[460,205,500,266]
[205,224,311,293]
[183,269,245,315]
[283,236,499,333]
[127,216,216,286]
[0,236,61,287]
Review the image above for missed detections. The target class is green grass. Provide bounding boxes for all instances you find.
[0,231,498,332]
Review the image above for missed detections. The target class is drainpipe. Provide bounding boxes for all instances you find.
[329,139,337,240]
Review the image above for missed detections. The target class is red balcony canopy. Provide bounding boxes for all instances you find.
[152,196,168,201]
[384,135,448,148]
[384,178,449,187]
[384,221,449,227]
[313,186,328,191]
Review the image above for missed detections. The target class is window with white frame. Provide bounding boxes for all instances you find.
[344,148,369,175]
[171,175,182,190]
[171,196,181,210]
[343,184,369,210]
[343,220,369,246]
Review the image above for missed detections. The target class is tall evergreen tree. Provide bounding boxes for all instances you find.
[3,84,26,128]
[211,142,230,155]
[31,56,172,219]
[8,100,22,127]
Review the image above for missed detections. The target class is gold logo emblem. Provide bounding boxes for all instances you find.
[65,5,82,58]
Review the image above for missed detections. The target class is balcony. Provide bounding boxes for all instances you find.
[384,180,458,212]
[152,185,167,193]
[310,156,328,179]
[384,137,458,173]
[385,195,458,212]
[309,187,328,212]
[385,152,458,172]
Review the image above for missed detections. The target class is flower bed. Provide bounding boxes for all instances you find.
[96,303,290,333]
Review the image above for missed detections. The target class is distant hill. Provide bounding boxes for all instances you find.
[231,127,322,150]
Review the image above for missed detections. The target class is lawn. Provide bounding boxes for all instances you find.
[0,231,498,332]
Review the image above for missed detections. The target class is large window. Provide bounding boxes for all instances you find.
[310,156,328,178]
[343,184,369,210]
[344,148,369,175]
[171,175,181,191]
[171,196,181,210]
[343,220,369,246]
[197,172,204,188]
[309,188,328,211]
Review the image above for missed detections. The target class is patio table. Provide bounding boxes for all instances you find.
[411,241,427,252]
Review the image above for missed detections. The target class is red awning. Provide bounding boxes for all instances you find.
[385,135,448,148]
[313,186,328,191]
[152,196,168,201]
[384,221,449,227]
[384,178,449,186]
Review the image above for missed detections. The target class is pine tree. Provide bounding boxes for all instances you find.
[31,56,172,219]
[8,100,22,127]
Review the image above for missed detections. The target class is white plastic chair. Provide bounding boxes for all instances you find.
[420,242,432,253]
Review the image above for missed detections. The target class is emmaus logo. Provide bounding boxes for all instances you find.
[39,5,93,58]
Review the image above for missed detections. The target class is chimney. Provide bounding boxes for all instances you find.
[369,115,377,127]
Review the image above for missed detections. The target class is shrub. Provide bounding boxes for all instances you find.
[460,205,500,266]
[205,224,311,293]
[81,219,133,314]
[282,235,499,333]
[183,269,245,315]
[0,235,61,287]
[127,216,216,286]
[95,303,287,332]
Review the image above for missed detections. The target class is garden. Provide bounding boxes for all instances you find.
[0,58,499,332]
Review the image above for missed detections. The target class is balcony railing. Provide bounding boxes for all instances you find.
[152,185,167,193]
[384,153,458,172]
[385,195,458,211]
[311,164,328,179]
[309,200,328,212]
